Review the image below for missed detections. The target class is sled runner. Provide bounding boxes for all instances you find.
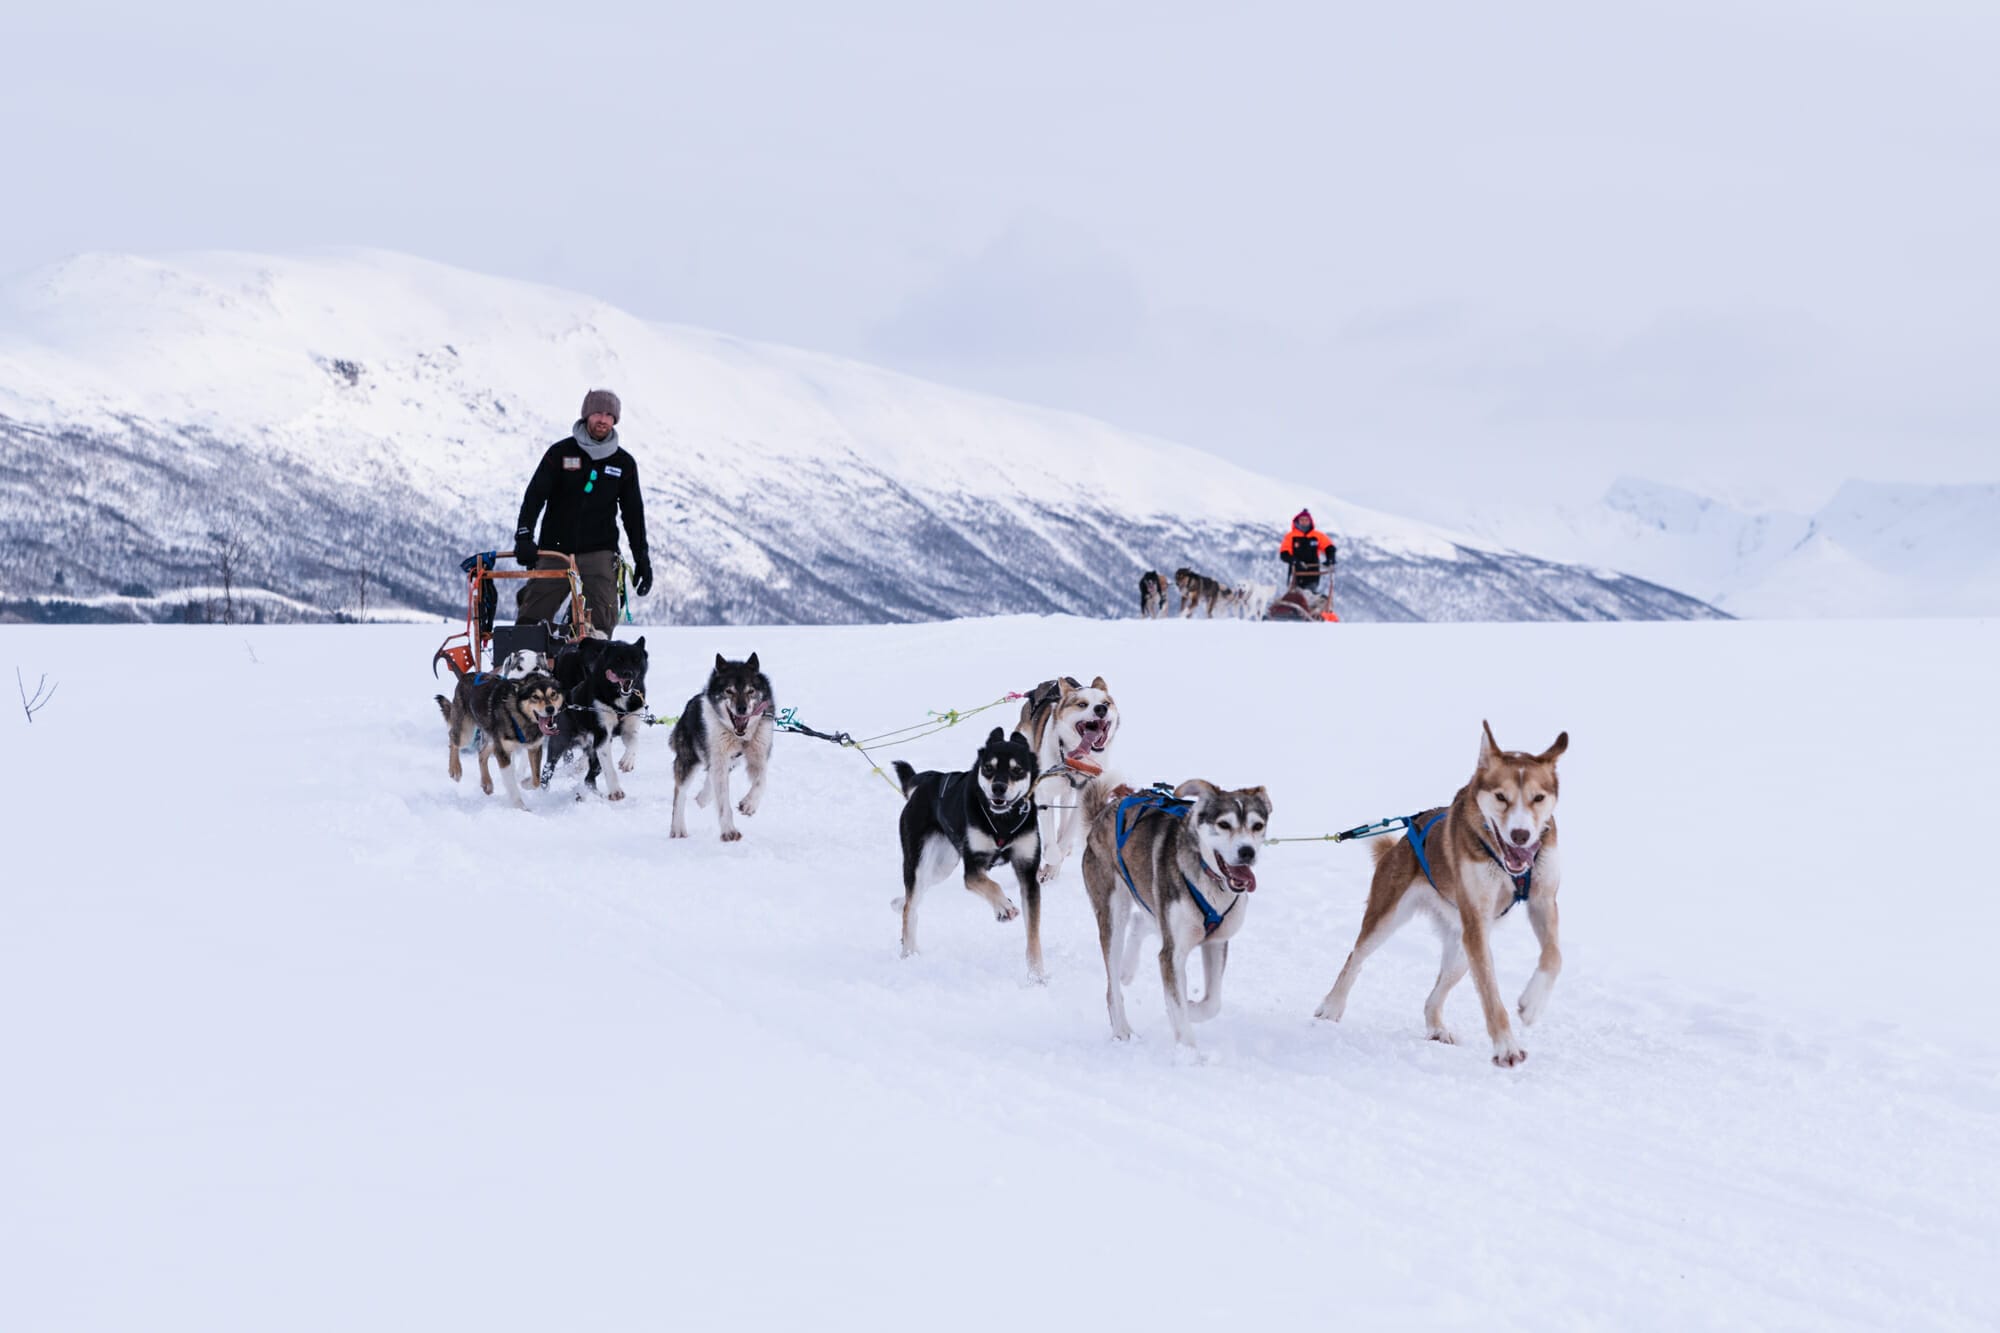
[432,547,593,678]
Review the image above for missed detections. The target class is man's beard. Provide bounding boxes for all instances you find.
[588,423,612,441]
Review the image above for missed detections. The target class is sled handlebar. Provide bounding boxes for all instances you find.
[475,549,578,579]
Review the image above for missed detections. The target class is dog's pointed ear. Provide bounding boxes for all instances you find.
[1173,778,1218,815]
[634,636,645,652]
[714,652,728,672]
[1090,675,1108,692]
[1245,785,1272,816]
[746,652,759,673]
[1059,676,1080,694]
[1538,732,1569,764]
[1480,720,1502,765]
[986,726,1007,747]
[1008,729,1032,751]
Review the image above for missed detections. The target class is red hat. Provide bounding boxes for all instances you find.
[1293,508,1314,529]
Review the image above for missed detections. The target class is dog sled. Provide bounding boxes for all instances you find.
[1265,570,1339,623]
[432,547,593,678]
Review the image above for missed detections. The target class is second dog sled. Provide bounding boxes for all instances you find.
[1265,569,1339,623]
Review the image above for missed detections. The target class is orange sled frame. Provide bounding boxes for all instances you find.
[432,548,592,678]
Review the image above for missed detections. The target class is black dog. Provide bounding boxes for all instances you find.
[543,635,649,801]
[891,727,1046,977]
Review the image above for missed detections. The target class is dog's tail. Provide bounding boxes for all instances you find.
[1076,771,1128,828]
[1369,837,1398,866]
[435,693,453,722]
[891,760,920,797]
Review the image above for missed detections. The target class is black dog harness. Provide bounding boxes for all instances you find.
[933,771,1036,850]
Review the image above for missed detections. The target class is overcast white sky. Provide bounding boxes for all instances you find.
[5,0,1994,517]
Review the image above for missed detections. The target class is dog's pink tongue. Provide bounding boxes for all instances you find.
[1504,842,1538,872]
[1223,863,1256,892]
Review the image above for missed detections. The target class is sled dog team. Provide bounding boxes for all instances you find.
[438,648,1569,1068]
[437,640,773,841]
[1140,566,1270,619]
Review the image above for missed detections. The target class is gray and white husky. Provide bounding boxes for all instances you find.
[668,653,775,842]
[1079,778,1271,1048]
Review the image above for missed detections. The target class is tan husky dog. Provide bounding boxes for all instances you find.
[1015,676,1120,884]
[1314,722,1568,1067]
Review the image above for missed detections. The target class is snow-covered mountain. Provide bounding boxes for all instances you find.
[1448,477,2000,619]
[0,250,1720,624]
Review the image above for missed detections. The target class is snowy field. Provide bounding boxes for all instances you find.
[4,616,1996,1331]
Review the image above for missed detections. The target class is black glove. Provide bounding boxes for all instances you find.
[633,556,654,597]
[1279,550,1294,566]
[514,531,538,568]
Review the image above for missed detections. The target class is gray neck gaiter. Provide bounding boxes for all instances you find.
[573,420,620,462]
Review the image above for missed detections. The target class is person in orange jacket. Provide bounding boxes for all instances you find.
[1279,508,1336,594]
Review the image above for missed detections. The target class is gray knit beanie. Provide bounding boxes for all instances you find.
[580,388,622,423]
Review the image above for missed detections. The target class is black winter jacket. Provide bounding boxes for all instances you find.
[515,435,649,562]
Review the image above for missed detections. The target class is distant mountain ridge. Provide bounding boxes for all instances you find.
[0,249,1722,624]
[1450,476,2000,619]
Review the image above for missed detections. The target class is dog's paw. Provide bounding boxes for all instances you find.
[1518,973,1554,1026]
[606,789,625,803]
[670,826,688,839]
[1426,1025,1458,1045]
[1491,1040,1528,1068]
[1312,995,1345,1022]
[618,757,636,774]
[1110,1019,1134,1041]
[737,796,758,817]
[995,899,1020,922]
[1036,862,1059,885]
[720,829,743,843]
[694,788,711,808]
[480,777,494,795]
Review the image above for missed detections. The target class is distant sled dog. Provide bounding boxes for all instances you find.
[1139,570,1168,619]
[543,635,649,801]
[1313,722,1568,1067]
[435,665,565,810]
[1175,567,1223,617]
[1079,777,1271,1047]
[1016,675,1121,886]
[891,727,1043,974]
[668,653,775,841]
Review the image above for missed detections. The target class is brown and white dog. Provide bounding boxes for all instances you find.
[435,667,565,810]
[1079,778,1271,1047]
[1174,567,1224,618]
[1313,722,1568,1067]
[1016,676,1121,885]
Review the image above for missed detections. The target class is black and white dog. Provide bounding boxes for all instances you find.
[543,635,649,801]
[668,653,775,842]
[891,727,1046,977]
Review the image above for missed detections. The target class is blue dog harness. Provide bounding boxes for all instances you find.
[1114,786,1238,936]
[1405,808,1533,915]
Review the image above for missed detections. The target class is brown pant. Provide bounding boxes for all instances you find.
[516,550,620,633]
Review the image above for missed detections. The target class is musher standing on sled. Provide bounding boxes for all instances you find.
[513,388,653,632]
[1279,507,1335,593]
